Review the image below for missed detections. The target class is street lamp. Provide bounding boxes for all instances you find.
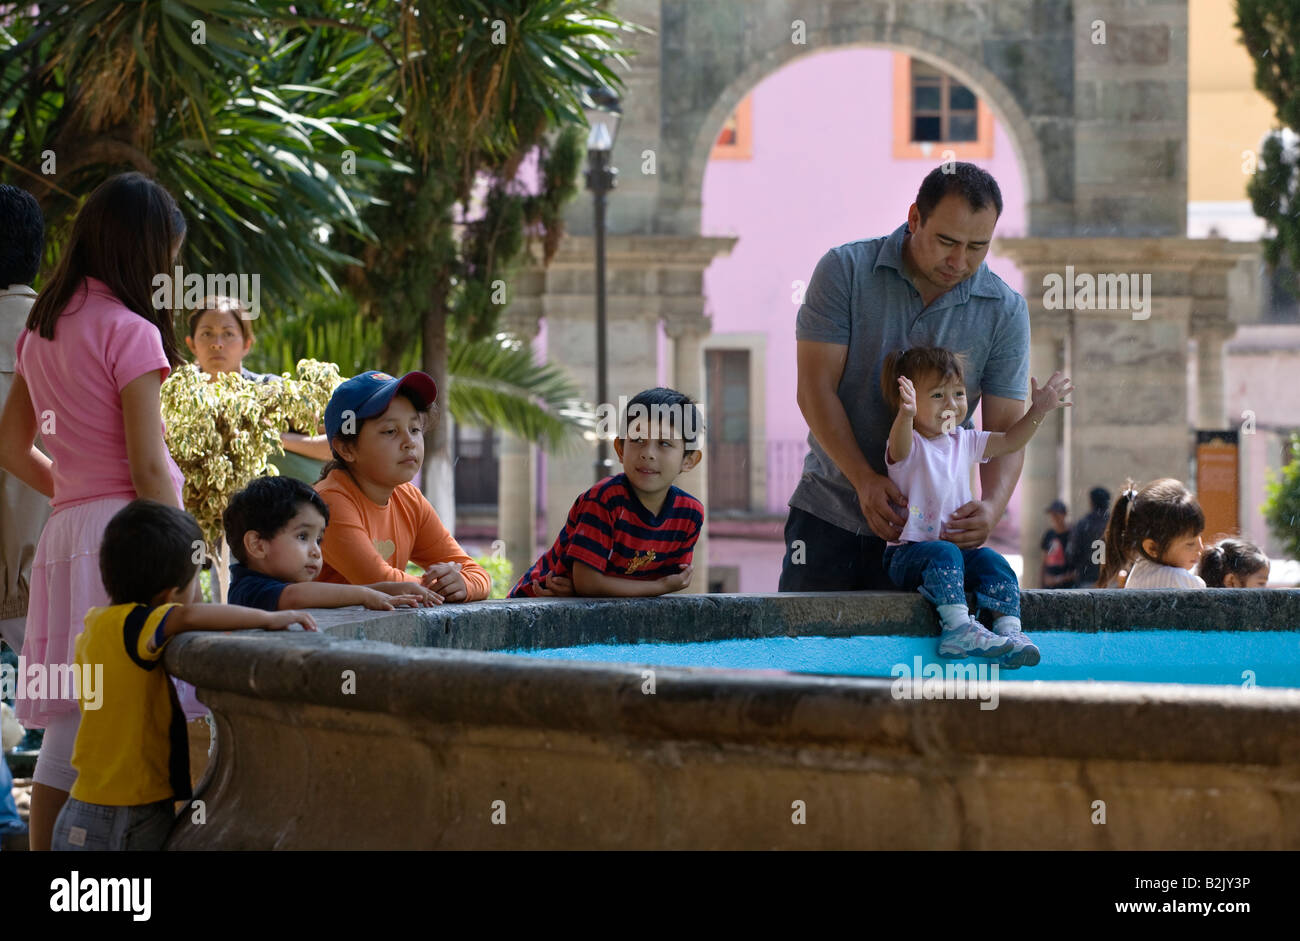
[583,87,621,482]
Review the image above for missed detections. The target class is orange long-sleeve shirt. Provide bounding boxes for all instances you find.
[314,468,491,600]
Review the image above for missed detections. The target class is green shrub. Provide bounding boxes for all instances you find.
[1262,433,1300,559]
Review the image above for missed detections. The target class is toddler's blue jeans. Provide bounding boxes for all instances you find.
[883,540,1021,619]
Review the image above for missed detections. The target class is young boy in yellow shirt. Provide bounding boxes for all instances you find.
[51,500,315,851]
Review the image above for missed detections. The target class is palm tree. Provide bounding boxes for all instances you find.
[246,292,595,452]
[338,0,638,517]
[3,0,631,499]
[0,0,402,302]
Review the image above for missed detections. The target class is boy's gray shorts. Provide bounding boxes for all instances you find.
[52,797,176,851]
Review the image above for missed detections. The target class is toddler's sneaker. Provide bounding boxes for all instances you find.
[993,625,1041,669]
[938,617,1015,659]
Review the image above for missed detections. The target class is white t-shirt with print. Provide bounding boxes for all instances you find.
[1124,556,1206,589]
[884,427,992,547]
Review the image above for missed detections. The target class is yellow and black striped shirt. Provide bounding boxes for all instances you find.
[69,603,191,806]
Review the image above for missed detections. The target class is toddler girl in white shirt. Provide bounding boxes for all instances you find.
[1098,478,1207,589]
[880,347,1073,667]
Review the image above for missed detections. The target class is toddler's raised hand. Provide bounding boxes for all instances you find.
[1030,372,1074,414]
[898,376,917,416]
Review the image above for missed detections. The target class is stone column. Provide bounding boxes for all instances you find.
[1018,324,1067,588]
[496,433,536,586]
[998,237,1246,577]
[665,319,710,594]
[1072,0,1188,237]
[1194,326,1233,429]
[496,301,542,587]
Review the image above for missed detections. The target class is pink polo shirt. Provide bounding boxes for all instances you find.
[15,278,185,510]
[885,427,992,546]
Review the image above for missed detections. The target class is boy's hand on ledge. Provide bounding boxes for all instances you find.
[535,574,574,597]
[386,594,429,608]
[370,582,443,606]
[268,610,317,632]
[659,564,693,594]
[422,562,468,602]
[358,587,435,610]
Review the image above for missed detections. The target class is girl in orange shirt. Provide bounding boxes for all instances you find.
[313,370,490,601]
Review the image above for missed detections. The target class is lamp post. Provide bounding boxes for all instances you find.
[583,88,621,482]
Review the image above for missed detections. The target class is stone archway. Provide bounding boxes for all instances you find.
[672,29,1051,242]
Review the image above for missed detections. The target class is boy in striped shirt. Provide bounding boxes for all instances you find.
[509,387,704,598]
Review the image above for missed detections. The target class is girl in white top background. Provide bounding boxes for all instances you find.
[1198,536,1269,588]
[1098,478,1207,590]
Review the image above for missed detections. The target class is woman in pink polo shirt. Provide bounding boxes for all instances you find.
[0,173,188,850]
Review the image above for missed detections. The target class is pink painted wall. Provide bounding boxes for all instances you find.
[700,47,1028,524]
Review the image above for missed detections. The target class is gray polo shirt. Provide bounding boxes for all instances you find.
[790,222,1030,535]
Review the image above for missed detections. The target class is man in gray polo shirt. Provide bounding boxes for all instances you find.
[780,164,1030,591]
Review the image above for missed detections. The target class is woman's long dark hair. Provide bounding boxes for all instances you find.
[1097,477,1204,587]
[27,172,186,367]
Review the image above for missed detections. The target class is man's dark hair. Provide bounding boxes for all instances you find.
[915,163,1003,222]
[0,185,45,287]
[621,387,704,453]
[101,501,205,606]
[223,475,330,565]
[1089,487,1111,512]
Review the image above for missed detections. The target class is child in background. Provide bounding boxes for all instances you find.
[1199,536,1269,588]
[880,347,1073,667]
[0,172,190,850]
[315,371,491,601]
[1099,478,1207,589]
[510,387,704,598]
[223,475,440,611]
[51,501,315,851]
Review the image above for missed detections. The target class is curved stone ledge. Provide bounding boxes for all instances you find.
[163,591,1300,850]
[294,588,1300,653]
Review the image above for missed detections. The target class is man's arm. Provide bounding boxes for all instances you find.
[977,393,1026,521]
[796,341,907,539]
[281,432,334,461]
[796,341,873,487]
[941,394,1025,549]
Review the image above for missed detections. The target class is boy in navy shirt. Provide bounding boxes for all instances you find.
[223,476,441,610]
[510,387,704,598]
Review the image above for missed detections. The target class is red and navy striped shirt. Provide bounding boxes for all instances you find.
[509,474,703,597]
